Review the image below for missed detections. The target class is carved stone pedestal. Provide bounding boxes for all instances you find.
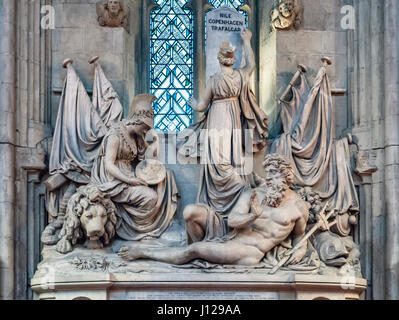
[31,272,366,300]
[31,247,366,300]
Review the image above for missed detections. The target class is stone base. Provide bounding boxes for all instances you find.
[31,247,366,300]
[31,272,366,300]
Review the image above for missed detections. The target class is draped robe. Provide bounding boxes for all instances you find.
[91,122,179,240]
[179,68,268,216]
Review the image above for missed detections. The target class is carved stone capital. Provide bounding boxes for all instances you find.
[355,150,378,177]
[20,146,47,183]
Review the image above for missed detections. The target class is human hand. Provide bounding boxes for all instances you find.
[129,178,148,187]
[250,191,263,218]
[241,29,252,42]
[144,130,159,159]
[253,173,266,187]
[188,97,199,111]
[286,243,307,265]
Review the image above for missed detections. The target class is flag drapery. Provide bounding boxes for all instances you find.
[270,66,359,217]
[92,62,123,128]
[49,64,106,184]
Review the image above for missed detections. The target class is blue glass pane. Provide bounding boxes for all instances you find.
[151,0,194,132]
[209,0,248,20]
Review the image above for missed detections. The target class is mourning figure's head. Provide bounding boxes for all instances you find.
[97,0,129,29]
[261,154,294,207]
[279,0,295,18]
[55,186,117,254]
[126,94,157,137]
[106,0,122,16]
[217,42,236,67]
[271,0,302,30]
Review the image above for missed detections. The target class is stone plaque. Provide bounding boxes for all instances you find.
[110,290,279,300]
[206,6,246,80]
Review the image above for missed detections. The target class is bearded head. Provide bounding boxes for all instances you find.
[261,154,294,208]
[106,0,122,16]
[279,0,295,18]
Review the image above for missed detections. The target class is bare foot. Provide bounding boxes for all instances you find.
[118,245,143,261]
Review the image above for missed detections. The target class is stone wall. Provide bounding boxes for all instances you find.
[350,0,399,300]
[50,0,141,125]
[0,0,50,300]
[0,0,17,301]
[258,0,350,139]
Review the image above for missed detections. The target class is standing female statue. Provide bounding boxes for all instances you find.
[91,94,178,241]
[186,29,268,216]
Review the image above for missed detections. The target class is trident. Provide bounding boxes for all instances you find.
[268,201,337,275]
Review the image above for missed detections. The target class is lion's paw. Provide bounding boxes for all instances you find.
[56,238,73,254]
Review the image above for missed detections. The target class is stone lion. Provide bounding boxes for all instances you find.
[55,185,117,254]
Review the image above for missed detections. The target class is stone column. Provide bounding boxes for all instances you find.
[139,0,159,95]
[351,0,399,299]
[383,0,399,300]
[187,0,210,123]
[0,0,16,300]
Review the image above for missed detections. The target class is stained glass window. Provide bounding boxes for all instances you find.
[150,0,194,132]
[209,0,248,22]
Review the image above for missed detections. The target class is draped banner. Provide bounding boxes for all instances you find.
[92,62,123,128]
[47,63,178,239]
[49,64,106,184]
[270,66,359,215]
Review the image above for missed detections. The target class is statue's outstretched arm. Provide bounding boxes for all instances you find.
[285,213,309,265]
[241,29,255,76]
[292,200,310,241]
[292,215,307,241]
[189,82,212,113]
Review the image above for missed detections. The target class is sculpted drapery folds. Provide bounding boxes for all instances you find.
[119,154,316,269]
[38,27,359,278]
[270,58,359,236]
[42,59,179,252]
[90,94,179,241]
[181,29,269,216]
[91,56,123,128]
[49,60,106,186]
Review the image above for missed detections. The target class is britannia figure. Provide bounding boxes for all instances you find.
[91,94,179,241]
[185,29,268,217]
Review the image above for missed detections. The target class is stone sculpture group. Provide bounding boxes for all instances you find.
[40,26,361,277]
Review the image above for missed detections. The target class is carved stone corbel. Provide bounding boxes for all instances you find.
[270,0,303,31]
[355,150,378,179]
[20,146,47,182]
[96,0,130,32]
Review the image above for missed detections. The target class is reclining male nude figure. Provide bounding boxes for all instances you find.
[119,154,310,266]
